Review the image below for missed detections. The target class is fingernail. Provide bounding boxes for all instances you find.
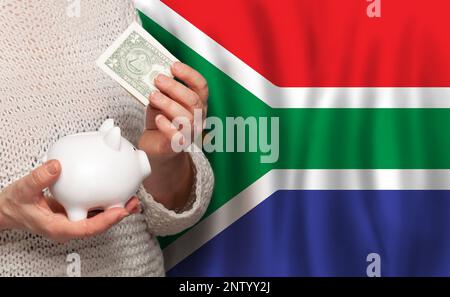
[150,90,158,100]
[172,62,182,72]
[155,114,163,123]
[156,74,169,83]
[45,160,59,175]
[132,205,142,214]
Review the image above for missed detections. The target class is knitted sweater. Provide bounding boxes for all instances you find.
[0,0,214,276]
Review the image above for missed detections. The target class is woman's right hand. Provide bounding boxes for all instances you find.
[0,160,139,243]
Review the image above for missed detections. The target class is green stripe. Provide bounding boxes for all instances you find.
[139,12,450,248]
[275,108,450,169]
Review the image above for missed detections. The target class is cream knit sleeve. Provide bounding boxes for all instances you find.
[136,150,214,236]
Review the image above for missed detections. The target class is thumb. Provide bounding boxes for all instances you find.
[18,160,61,198]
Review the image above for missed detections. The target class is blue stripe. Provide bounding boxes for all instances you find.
[168,190,450,276]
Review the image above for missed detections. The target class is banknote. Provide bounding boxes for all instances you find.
[96,22,178,105]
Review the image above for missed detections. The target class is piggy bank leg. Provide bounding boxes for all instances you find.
[66,208,88,221]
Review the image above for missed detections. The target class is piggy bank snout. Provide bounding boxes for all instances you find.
[137,149,151,178]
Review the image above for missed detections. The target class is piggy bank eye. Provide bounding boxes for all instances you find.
[132,147,137,151]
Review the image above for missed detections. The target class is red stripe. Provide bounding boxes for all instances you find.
[162,0,450,87]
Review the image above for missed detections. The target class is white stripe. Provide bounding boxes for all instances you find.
[163,169,450,271]
[134,0,450,108]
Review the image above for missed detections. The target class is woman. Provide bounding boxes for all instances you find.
[0,0,213,276]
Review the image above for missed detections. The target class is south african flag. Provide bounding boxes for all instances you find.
[135,0,450,276]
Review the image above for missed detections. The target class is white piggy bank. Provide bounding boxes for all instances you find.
[44,119,151,221]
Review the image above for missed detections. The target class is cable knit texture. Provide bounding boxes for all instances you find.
[0,0,214,276]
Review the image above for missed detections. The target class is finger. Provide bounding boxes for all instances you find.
[125,196,140,213]
[50,208,128,240]
[150,90,193,122]
[171,62,209,101]
[141,116,184,155]
[130,204,142,214]
[17,160,61,198]
[155,114,186,149]
[139,130,174,156]
[128,202,142,214]
[145,105,162,130]
[154,74,202,112]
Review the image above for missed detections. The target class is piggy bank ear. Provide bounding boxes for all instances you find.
[103,126,121,151]
[99,119,115,133]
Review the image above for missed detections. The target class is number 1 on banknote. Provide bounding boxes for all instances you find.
[96,22,178,106]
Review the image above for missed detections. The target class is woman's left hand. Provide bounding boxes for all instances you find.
[138,62,208,211]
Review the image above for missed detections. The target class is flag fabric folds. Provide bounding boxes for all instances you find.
[135,0,450,276]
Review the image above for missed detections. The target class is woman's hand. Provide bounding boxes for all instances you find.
[139,62,208,211]
[0,160,140,243]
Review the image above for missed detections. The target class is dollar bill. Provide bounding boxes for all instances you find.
[96,22,178,106]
